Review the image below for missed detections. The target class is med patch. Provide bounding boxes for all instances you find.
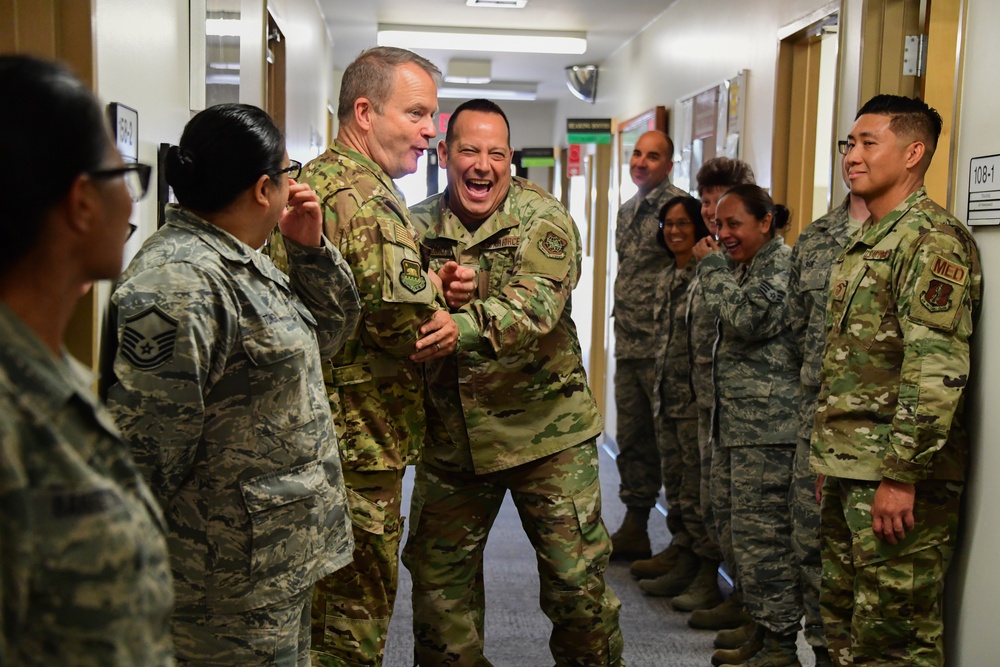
[538,231,568,259]
[120,306,178,370]
[399,258,427,294]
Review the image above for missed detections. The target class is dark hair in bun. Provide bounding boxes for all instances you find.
[720,184,791,237]
[166,104,285,213]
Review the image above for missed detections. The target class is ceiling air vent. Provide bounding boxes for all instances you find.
[466,0,528,8]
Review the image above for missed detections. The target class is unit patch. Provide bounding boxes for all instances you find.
[120,306,178,370]
[930,256,967,285]
[538,231,568,259]
[399,258,427,294]
[920,279,954,313]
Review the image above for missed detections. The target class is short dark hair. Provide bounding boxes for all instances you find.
[0,55,109,268]
[855,94,943,156]
[446,98,511,146]
[695,157,756,195]
[165,104,285,213]
[338,47,442,123]
[719,184,790,237]
[656,196,710,256]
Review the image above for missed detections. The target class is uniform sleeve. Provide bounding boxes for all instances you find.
[452,210,577,359]
[282,235,361,359]
[332,195,444,359]
[882,231,979,483]
[106,265,235,503]
[697,248,789,342]
[0,408,28,659]
[786,242,809,364]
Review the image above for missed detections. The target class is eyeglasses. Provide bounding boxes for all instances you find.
[90,162,153,202]
[660,220,693,230]
[274,159,302,180]
[837,140,851,156]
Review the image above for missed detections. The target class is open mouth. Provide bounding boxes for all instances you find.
[465,178,493,200]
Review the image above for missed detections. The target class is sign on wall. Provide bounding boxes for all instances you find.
[968,154,1000,226]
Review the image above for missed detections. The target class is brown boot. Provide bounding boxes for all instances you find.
[711,624,763,666]
[637,546,699,596]
[630,542,681,579]
[670,558,724,611]
[610,506,651,561]
[714,620,758,650]
[727,629,801,667]
[687,596,752,630]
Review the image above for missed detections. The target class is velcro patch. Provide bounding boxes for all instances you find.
[920,279,954,312]
[831,280,847,302]
[538,231,568,259]
[484,236,521,251]
[399,258,427,294]
[51,489,120,518]
[863,249,891,261]
[120,306,178,370]
[930,255,968,285]
[758,282,785,304]
[394,222,419,253]
[428,247,455,258]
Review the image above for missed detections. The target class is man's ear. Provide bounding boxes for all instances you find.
[61,174,100,237]
[904,140,926,170]
[437,140,448,168]
[354,97,375,131]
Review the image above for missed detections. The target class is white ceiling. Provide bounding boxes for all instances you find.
[315,0,674,101]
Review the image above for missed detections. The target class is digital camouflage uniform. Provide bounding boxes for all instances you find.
[652,260,701,554]
[0,304,174,667]
[787,197,859,649]
[613,178,687,511]
[402,177,624,667]
[107,206,359,666]
[811,187,982,666]
[269,140,445,667]
[698,235,802,636]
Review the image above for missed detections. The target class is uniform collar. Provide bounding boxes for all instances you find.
[329,139,407,206]
[433,177,524,246]
[855,187,927,248]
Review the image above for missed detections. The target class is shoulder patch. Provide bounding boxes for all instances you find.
[538,231,568,259]
[863,249,892,261]
[758,282,785,304]
[919,279,954,312]
[399,258,427,294]
[393,221,419,253]
[929,255,968,285]
[120,306,178,371]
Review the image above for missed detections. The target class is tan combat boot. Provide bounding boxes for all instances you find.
[637,545,699,596]
[670,558,724,611]
[725,628,801,667]
[687,595,752,630]
[714,620,758,650]
[630,542,681,579]
[609,506,651,561]
[711,624,763,666]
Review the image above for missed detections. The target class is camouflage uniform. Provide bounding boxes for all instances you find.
[402,177,624,667]
[274,140,445,667]
[811,187,982,666]
[698,235,802,635]
[652,260,702,554]
[0,304,174,666]
[787,197,859,649]
[613,178,687,509]
[107,206,358,666]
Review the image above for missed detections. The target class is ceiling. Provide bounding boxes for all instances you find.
[314,0,673,102]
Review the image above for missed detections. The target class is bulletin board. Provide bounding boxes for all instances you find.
[673,70,748,194]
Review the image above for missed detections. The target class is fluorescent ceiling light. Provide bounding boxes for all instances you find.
[446,59,492,84]
[466,0,528,7]
[437,81,537,101]
[377,24,586,55]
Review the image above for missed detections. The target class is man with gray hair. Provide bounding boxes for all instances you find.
[270,46,469,666]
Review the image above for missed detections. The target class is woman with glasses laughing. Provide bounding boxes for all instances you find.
[105,103,361,666]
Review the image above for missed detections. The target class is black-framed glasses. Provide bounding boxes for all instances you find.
[660,220,693,231]
[837,140,851,156]
[274,159,302,180]
[90,162,152,202]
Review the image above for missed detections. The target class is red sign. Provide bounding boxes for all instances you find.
[567,144,582,177]
[438,112,451,135]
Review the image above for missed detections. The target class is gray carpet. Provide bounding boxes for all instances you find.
[384,446,818,666]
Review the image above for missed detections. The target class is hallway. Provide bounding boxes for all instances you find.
[385,446,819,666]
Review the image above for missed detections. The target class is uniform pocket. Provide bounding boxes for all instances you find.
[345,486,386,535]
[241,460,336,582]
[241,323,317,435]
[839,264,892,352]
[376,217,434,304]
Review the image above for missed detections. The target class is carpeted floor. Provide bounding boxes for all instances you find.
[384,445,818,667]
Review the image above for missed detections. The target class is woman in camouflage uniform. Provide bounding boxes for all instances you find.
[692,185,802,667]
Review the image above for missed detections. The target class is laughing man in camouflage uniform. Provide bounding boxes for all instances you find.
[270,48,461,667]
[401,99,624,667]
[812,95,982,667]
[786,156,867,667]
[611,130,687,561]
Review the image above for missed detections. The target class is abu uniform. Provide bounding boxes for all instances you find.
[402,176,624,667]
[786,197,859,653]
[108,206,358,665]
[698,235,803,637]
[812,187,982,666]
[280,140,445,666]
[0,304,174,667]
[613,178,687,524]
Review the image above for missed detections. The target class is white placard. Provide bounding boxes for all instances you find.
[968,154,1000,226]
[109,103,138,164]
